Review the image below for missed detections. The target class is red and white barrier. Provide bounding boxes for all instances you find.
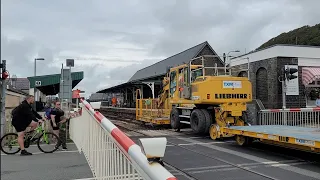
[259,107,320,128]
[69,99,177,180]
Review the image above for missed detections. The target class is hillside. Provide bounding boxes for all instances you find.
[256,23,320,50]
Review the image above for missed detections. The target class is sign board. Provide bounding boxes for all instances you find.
[223,81,242,88]
[35,81,41,86]
[72,89,81,99]
[285,65,299,95]
[66,59,74,67]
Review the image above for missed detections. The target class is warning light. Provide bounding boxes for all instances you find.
[2,71,9,80]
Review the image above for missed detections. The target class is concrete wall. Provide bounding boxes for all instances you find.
[5,90,26,108]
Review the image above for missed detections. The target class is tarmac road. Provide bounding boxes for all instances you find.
[129,129,320,180]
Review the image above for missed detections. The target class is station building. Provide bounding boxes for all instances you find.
[230,44,320,110]
[8,71,84,111]
[96,41,225,107]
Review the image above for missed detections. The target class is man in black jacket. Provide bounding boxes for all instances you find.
[11,95,44,156]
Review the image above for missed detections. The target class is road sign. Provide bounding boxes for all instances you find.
[66,59,74,67]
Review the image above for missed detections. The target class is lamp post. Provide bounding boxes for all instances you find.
[34,58,45,110]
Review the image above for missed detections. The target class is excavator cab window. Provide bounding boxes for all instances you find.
[191,69,203,82]
[169,70,177,96]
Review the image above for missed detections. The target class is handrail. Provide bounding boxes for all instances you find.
[78,99,177,180]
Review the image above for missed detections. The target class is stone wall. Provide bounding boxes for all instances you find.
[231,57,305,109]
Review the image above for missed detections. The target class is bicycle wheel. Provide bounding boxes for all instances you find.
[0,133,21,155]
[37,132,61,153]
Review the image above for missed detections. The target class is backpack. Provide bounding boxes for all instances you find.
[45,108,53,119]
[11,106,18,118]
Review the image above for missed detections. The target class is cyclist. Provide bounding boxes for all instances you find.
[11,95,44,156]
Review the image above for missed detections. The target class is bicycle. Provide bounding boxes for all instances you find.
[0,122,62,155]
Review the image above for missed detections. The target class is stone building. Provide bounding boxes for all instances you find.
[230,44,320,110]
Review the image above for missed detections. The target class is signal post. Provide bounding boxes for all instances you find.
[281,65,298,109]
[0,60,9,137]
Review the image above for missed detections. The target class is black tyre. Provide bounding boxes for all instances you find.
[170,108,180,129]
[0,133,21,155]
[190,109,206,134]
[200,109,213,134]
[37,132,61,153]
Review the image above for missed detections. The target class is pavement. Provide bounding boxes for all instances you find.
[129,130,320,180]
[1,143,93,180]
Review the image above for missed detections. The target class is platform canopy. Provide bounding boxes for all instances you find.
[302,67,320,86]
[27,71,84,95]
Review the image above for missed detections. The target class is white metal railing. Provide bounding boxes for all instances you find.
[69,100,176,180]
[259,107,320,128]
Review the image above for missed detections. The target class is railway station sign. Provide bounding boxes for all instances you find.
[35,81,41,86]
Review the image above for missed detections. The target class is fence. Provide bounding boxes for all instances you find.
[258,107,320,128]
[69,99,176,180]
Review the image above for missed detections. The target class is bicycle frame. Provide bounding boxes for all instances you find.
[26,123,50,144]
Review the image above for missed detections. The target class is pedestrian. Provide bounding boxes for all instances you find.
[316,94,320,107]
[49,101,68,150]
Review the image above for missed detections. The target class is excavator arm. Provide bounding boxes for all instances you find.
[157,77,169,108]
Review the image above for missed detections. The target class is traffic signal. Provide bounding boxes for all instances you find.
[0,60,8,80]
[284,66,298,81]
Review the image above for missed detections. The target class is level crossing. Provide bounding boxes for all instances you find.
[1,100,320,180]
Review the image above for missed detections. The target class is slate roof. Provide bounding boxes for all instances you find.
[14,78,30,90]
[128,41,221,82]
[7,85,29,96]
[89,93,109,101]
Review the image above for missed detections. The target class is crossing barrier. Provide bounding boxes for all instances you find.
[69,100,176,180]
[259,107,320,128]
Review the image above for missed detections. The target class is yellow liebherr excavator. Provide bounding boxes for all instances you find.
[136,55,252,139]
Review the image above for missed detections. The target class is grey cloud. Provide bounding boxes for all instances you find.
[1,0,319,95]
[107,59,160,82]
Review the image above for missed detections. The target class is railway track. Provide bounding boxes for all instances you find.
[100,107,320,180]
[110,117,280,180]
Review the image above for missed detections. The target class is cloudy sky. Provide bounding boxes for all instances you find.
[1,0,319,97]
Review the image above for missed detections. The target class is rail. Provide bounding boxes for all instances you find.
[259,107,320,128]
[69,99,176,180]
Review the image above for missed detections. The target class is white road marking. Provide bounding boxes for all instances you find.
[165,141,226,147]
[175,137,320,179]
[182,160,306,171]
[1,150,79,156]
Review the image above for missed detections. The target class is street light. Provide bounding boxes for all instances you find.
[34,58,45,110]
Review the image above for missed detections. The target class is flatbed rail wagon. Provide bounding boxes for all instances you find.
[219,125,320,153]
